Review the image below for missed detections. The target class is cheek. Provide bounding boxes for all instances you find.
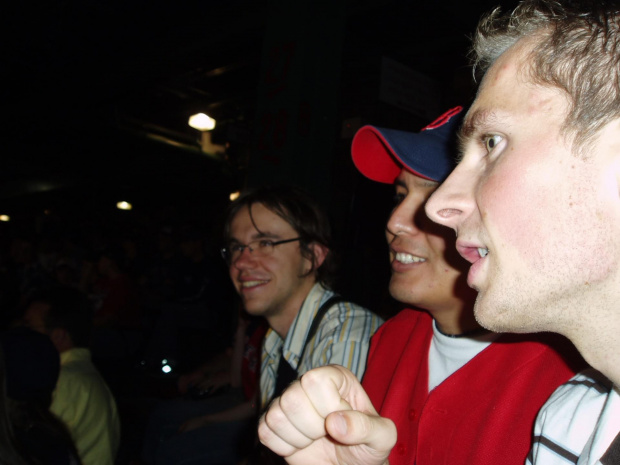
[482,157,618,283]
[480,161,554,268]
[229,266,238,283]
[427,228,466,271]
[482,174,530,237]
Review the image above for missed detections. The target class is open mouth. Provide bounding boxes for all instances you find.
[395,252,426,264]
[240,280,269,288]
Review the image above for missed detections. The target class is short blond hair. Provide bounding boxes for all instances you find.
[472,0,620,150]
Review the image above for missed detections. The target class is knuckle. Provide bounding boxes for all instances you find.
[299,365,331,388]
[257,418,273,443]
[263,404,286,429]
[279,387,298,411]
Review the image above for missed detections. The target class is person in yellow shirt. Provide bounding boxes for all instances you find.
[23,286,121,465]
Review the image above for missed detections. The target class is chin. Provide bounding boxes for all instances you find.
[390,275,426,301]
[473,298,530,334]
[472,295,510,332]
[389,285,417,306]
[242,301,266,316]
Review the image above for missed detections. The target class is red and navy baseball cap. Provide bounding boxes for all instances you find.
[351,106,464,183]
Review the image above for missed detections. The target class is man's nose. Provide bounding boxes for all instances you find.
[425,163,475,231]
[232,246,255,268]
[386,200,425,238]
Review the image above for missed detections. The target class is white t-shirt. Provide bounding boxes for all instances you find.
[427,320,497,392]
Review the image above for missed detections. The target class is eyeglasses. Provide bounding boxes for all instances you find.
[221,237,301,264]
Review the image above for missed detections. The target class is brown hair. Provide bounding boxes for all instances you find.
[223,185,337,288]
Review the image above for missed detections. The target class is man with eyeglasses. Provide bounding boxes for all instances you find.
[142,186,381,465]
[222,185,382,410]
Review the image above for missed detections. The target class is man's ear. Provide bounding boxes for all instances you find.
[309,242,329,271]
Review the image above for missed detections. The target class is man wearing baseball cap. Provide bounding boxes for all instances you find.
[257,107,583,465]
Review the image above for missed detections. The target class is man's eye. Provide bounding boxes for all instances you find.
[484,134,503,153]
[230,244,244,253]
[257,239,274,248]
[393,193,406,206]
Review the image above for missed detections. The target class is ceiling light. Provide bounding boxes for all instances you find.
[229,191,240,201]
[188,113,216,131]
[116,201,132,211]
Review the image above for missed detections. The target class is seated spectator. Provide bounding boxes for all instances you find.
[22,286,120,465]
[0,327,81,464]
[8,235,51,308]
[143,224,236,372]
[92,244,142,330]
[86,243,145,366]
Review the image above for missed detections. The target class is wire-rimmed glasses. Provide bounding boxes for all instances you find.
[221,237,301,264]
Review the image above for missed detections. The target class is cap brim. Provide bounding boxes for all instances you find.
[351,106,464,184]
[351,125,436,184]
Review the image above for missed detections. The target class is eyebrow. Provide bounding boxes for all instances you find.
[394,175,438,189]
[251,231,278,239]
[228,231,279,244]
[456,108,502,161]
[460,108,497,140]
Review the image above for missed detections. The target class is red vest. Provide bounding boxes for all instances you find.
[362,309,583,465]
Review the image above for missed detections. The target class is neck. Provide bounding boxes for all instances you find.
[266,280,318,340]
[431,303,481,337]
[435,323,490,339]
[569,321,620,386]
[56,340,74,354]
[267,313,297,340]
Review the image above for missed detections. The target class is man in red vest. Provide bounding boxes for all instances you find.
[258,106,583,465]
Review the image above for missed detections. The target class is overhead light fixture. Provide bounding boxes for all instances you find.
[188,113,216,131]
[0,215,10,222]
[116,201,132,211]
[229,191,240,201]
[189,113,225,156]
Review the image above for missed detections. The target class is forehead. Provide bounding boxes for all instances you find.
[229,203,297,239]
[463,42,568,138]
[396,169,439,190]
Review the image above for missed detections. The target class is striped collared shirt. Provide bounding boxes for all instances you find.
[527,369,620,465]
[260,283,383,407]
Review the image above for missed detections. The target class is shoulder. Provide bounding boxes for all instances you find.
[316,288,383,326]
[57,357,114,400]
[328,299,380,319]
[322,298,384,333]
[372,308,431,337]
[530,369,613,463]
[541,369,612,411]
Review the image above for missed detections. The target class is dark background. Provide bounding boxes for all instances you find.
[0,0,518,312]
[1,2,523,462]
